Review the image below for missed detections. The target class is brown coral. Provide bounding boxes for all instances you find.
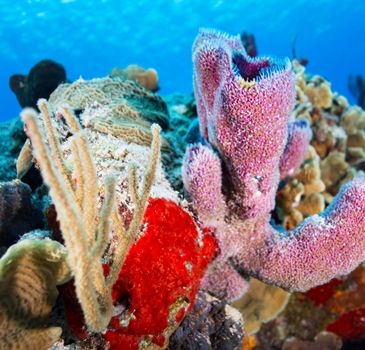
[110,64,159,92]
[231,279,290,336]
[320,151,356,197]
[282,331,342,350]
[276,146,325,229]
[303,75,333,109]
[276,61,365,231]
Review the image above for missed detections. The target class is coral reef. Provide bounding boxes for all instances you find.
[0,238,70,350]
[183,28,365,302]
[1,25,365,350]
[276,146,325,229]
[110,64,159,92]
[10,60,67,110]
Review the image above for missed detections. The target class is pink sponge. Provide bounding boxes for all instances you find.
[183,28,365,301]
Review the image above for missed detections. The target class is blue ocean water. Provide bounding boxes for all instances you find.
[1,0,364,121]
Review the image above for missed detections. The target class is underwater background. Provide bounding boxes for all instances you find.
[1,0,365,121]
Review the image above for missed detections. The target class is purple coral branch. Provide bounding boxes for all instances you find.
[182,144,226,223]
[241,177,365,291]
[193,28,295,219]
[279,119,313,179]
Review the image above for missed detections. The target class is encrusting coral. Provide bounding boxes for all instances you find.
[183,28,365,301]
[0,238,70,350]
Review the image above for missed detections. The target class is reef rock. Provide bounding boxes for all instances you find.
[0,179,43,247]
[168,291,243,350]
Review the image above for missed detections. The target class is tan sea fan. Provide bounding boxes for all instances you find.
[0,238,70,350]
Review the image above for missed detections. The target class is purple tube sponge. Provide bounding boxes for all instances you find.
[183,28,365,301]
[193,28,295,218]
[182,144,226,223]
[254,177,365,290]
[279,119,313,179]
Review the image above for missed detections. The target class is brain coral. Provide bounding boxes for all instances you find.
[48,77,170,149]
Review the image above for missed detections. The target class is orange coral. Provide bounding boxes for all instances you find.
[110,64,159,92]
